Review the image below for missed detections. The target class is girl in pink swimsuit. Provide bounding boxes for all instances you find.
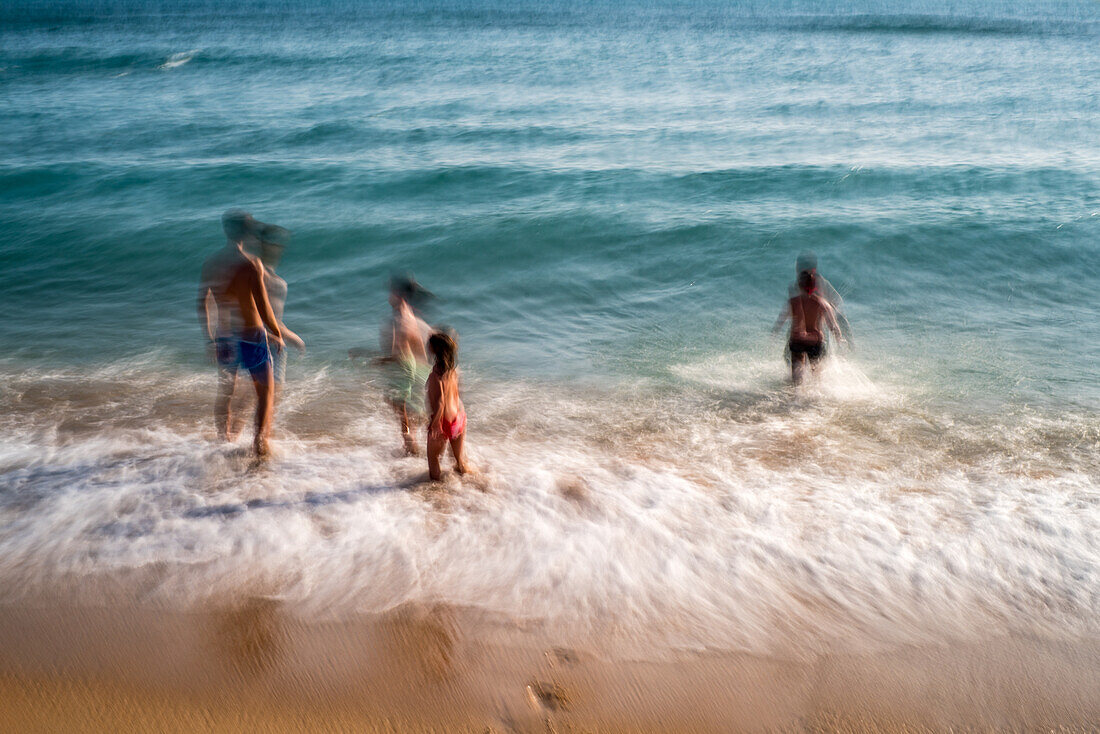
[426,331,470,480]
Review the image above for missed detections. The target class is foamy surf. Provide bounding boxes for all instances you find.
[672,348,891,405]
[0,359,1096,662]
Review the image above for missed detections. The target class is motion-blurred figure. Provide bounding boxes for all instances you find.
[776,270,845,384]
[426,331,470,480]
[376,274,432,456]
[777,251,853,344]
[198,210,284,456]
[257,224,306,406]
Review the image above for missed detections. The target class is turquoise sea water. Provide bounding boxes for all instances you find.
[1,0,1098,655]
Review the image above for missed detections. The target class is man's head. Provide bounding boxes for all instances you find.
[259,224,290,268]
[388,272,433,309]
[798,269,817,294]
[795,250,818,276]
[222,209,257,244]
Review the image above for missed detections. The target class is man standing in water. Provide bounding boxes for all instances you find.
[198,210,284,456]
[257,223,306,407]
[779,251,853,344]
[777,270,845,384]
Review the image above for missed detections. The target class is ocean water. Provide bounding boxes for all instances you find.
[1,0,1098,657]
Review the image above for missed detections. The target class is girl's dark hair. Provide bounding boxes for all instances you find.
[428,332,458,373]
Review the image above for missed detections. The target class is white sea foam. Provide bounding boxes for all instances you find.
[158,50,199,70]
[0,361,1096,660]
[672,350,892,405]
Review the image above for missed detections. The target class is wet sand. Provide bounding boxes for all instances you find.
[1,601,1098,732]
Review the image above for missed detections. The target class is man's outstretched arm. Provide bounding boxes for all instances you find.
[771,302,790,335]
[822,299,845,345]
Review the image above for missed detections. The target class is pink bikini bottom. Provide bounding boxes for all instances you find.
[432,411,466,441]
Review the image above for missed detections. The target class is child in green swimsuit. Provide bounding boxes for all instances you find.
[377,274,432,455]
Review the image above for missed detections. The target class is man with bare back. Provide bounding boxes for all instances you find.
[776,269,845,384]
[198,210,284,456]
[777,250,853,345]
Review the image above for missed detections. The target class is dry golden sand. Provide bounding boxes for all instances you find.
[0,601,1098,732]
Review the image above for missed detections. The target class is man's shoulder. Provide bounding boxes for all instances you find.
[240,250,263,266]
[818,276,843,305]
[203,246,245,270]
[200,248,233,284]
[229,251,264,277]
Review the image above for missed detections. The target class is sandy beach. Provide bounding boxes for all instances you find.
[1,599,1098,732]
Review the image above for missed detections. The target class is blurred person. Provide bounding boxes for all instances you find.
[257,224,306,406]
[775,250,853,345]
[375,274,432,456]
[776,269,845,384]
[426,331,470,481]
[198,209,284,456]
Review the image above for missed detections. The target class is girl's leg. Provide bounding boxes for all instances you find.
[427,431,447,480]
[449,432,469,474]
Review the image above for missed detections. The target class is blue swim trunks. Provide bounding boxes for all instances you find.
[215,329,272,381]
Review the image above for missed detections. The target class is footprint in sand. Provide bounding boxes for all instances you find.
[556,477,591,507]
[545,646,579,667]
[526,680,570,712]
[213,596,283,675]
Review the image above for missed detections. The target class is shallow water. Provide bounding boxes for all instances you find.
[1,0,1098,659]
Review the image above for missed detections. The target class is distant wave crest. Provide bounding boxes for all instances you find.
[761,12,1098,36]
[158,49,200,70]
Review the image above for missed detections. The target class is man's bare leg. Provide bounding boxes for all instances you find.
[791,354,806,385]
[427,432,446,480]
[216,371,237,441]
[229,388,253,440]
[252,365,275,457]
[449,433,470,475]
[271,383,282,438]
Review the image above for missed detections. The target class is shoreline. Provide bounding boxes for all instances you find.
[1,601,1097,732]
